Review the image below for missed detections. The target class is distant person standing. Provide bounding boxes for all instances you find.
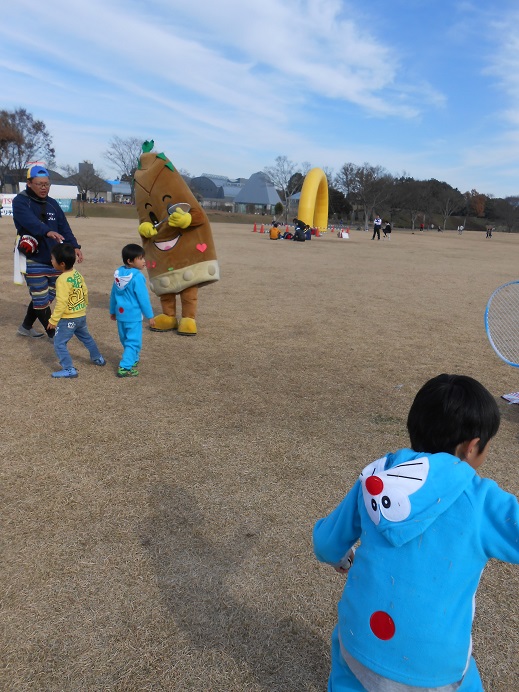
[486,227,493,238]
[419,222,424,233]
[12,165,83,338]
[372,214,382,240]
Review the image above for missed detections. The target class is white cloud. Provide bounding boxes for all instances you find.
[2,0,519,195]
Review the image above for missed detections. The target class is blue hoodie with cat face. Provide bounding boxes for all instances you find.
[109,266,154,322]
[313,448,519,688]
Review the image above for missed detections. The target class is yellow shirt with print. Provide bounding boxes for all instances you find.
[48,268,89,327]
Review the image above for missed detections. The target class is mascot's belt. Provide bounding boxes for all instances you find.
[149,259,220,296]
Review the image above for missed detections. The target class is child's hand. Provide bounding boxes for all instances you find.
[110,314,116,321]
[149,317,156,329]
[333,547,356,573]
[46,322,55,331]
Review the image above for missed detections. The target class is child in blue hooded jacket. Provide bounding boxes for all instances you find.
[110,244,155,377]
[313,374,519,691]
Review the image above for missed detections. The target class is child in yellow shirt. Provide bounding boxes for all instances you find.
[47,243,105,378]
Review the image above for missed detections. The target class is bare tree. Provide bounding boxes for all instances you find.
[0,108,55,191]
[103,136,141,178]
[264,155,301,223]
[61,161,106,199]
[301,161,312,176]
[0,118,21,191]
[322,166,335,186]
[434,183,464,231]
[490,198,519,232]
[336,162,393,230]
[103,136,142,201]
[390,177,429,230]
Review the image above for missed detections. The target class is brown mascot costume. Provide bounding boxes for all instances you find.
[134,140,219,334]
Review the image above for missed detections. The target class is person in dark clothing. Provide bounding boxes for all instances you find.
[293,217,309,242]
[13,165,83,338]
[372,214,382,240]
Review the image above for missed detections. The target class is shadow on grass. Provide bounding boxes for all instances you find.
[141,484,328,691]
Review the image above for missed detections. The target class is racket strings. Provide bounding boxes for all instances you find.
[486,284,519,365]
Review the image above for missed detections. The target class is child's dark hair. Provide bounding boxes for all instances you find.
[51,243,76,270]
[407,374,500,455]
[122,244,145,265]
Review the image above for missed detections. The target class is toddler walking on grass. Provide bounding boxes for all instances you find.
[110,244,155,378]
[47,243,105,378]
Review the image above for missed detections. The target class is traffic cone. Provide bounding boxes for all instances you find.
[253,223,257,232]
[260,224,265,233]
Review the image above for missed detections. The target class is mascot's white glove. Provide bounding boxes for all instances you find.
[168,207,192,229]
[139,221,158,238]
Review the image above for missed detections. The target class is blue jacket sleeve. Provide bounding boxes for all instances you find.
[478,480,519,563]
[109,282,116,315]
[313,480,362,565]
[134,273,154,319]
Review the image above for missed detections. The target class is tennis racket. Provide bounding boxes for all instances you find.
[485,281,519,367]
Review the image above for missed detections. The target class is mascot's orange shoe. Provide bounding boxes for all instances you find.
[150,315,178,332]
[177,317,197,336]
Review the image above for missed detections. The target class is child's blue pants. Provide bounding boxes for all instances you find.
[117,320,142,369]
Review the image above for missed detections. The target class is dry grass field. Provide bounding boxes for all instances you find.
[1,218,518,691]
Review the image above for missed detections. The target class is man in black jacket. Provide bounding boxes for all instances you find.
[13,165,83,338]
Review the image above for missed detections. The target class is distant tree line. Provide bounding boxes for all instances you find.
[1,109,518,230]
[264,157,519,232]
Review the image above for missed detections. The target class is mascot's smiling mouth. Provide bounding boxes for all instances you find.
[154,236,181,252]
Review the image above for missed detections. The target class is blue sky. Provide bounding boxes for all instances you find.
[2,0,519,197]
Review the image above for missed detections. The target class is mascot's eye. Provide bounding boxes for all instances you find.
[371,499,377,512]
[382,496,391,509]
[148,210,160,226]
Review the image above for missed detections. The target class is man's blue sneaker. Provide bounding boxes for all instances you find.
[92,356,106,366]
[51,368,78,378]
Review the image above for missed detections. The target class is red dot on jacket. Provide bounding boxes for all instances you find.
[119,307,124,313]
[370,611,395,640]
